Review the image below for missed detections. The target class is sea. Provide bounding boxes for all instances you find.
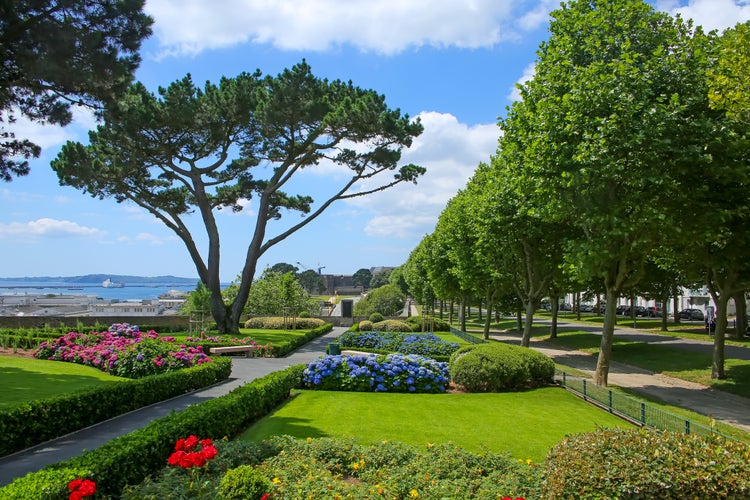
[0,280,199,302]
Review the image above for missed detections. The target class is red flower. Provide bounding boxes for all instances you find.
[168,436,218,469]
[261,494,271,500]
[68,478,96,500]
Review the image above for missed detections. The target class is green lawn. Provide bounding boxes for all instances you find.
[0,356,125,409]
[239,387,631,462]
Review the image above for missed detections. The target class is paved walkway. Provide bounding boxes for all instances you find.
[489,318,750,434]
[0,327,346,487]
[2,321,749,487]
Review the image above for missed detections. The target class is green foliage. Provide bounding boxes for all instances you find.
[0,0,153,181]
[449,342,555,392]
[405,315,450,332]
[368,312,384,323]
[709,20,750,122]
[369,269,392,289]
[238,270,319,317]
[543,428,750,498]
[352,268,372,289]
[357,320,373,331]
[243,316,325,330]
[238,322,333,357]
[219,465,273,500]
[354,284,405,317]
[372,319,412,332]
[0,366,304,498]
[179,280,213,315]
[0,358,231,457]
[50,60,425,334]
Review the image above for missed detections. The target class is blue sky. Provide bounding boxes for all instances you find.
[1,0,748,281]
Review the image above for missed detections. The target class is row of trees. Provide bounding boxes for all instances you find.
[403,0,750,387]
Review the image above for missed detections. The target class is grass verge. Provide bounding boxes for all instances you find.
[238,387,632,462]
[0,356,124,409]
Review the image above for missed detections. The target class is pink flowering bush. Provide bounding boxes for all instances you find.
[34,324,211,378]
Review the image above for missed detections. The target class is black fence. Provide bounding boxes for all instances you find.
[449,326,486,344]
[556,371,739,442]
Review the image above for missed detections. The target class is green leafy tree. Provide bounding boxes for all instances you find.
[511,0,716,386]
[369,269,392,289]
[179,281,213,316]
[351,268,372,290]
[709,20,750,122]
[388,266,409,295]
[243,270,317,316]
[298,269,326,294]
[0,0,153,181]
[51,62,424,334]
[269,262,298,275]
[353,284,405,317]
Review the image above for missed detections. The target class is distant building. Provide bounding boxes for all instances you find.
[92,300,164,316]
[320,274,361,295]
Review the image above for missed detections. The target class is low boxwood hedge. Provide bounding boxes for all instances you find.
[449,341,555,392]
[0,357,232,457]
[0,365,305,499]
[543,427,750,498]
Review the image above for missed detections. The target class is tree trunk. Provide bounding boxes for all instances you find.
[672,294,680,325]
[477,298,483,323]
[575,291,581,321]
[594,287,619,386]
[521,299,535,347]
[459,297,467,332]
[449,299,454,325]
[660,293,669,331]
[712,293,728,379]
[549,293,560,339]
[731,291,746,340]
[483,301,493,340]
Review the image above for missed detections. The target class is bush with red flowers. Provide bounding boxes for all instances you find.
[167,436,218,469]
[68,478,96,499]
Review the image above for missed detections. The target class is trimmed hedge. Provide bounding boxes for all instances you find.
[0,365,305,499]
[243,317,326,330]
[543,428,750,498]
[0,357,232,457]
[449,342,555,392]
[372,319,412,332]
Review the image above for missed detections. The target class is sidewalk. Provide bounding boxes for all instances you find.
[0,327,347,487]
[490,319,750,434]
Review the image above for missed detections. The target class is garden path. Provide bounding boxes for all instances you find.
[490,319,750,434]
[0,326,347,488]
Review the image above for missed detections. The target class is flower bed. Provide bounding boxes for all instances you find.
[34,323,211,378]
[339,330,459,357]
[303,353,450,393]
[185,334,274,357]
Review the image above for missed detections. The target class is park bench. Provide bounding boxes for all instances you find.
[209,345,257,357]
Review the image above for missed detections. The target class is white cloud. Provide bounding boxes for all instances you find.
[658,0,750,32]
[346,111,499,238]
[1,105,97,155]
[143,0,547,57]
[136,232,177,244]
[0,218,103,239]
[507,62,537,102]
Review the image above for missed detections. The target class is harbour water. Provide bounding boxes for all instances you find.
[0,281,199,301]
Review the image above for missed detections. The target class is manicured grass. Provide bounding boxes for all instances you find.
[239,387,631,462]
[0,356,125,409]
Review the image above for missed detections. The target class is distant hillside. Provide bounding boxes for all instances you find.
[0,275,198,284]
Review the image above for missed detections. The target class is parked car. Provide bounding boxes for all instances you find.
[619,305,648,317]
[645,306,662,317]
[678,308,704,321]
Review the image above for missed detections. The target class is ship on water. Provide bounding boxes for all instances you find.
[102,278,125,288]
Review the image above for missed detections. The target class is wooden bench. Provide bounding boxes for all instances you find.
[209,345,257,357]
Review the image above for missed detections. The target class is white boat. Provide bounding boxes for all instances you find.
[102,278,125,288]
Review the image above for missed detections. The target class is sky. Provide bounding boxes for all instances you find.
[2,0,749,282]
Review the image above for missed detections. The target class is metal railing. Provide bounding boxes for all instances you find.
[556,371,738,442]
[449,326,486,344]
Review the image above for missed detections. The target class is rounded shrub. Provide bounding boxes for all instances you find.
[372,319,412,332]
[543,428,750,499]
[298,310,311,318]
[369,312,384,323]
[219,464,273,499]
[244,317,325,329]
[449,342,554,392]
[357,320,373,331]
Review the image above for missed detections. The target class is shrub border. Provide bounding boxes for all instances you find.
[0,357,232,457]
[0,364,305,499]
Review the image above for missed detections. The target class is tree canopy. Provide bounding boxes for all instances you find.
[51,61,425,334]
[0,0,153,181]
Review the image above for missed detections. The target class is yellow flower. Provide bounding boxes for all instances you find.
[425,442,434,448]
[307,437,313,442]
[351,462,360,470]
[410,489,419,498]
[526,459,533,465]
[272,477,281,484]
[382,439,388,445]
